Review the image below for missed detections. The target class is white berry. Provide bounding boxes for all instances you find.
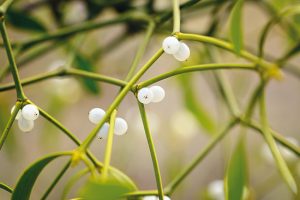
[150,86,165,103]
[22,104,39,121]
[143,196,171,200]
[11,105,21,120]
[162,36,180,54]
[173,42,190,61]
[207,180,224,200]
[137,88,154,104]
[97,122,110,139]
[88,108,105,124]
[18,116,34,132]
[114,117,128,136]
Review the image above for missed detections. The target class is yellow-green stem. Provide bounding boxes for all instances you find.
[138,102,164,200]
[101,109,117,181]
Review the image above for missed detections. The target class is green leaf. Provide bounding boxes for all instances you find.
[0,182,12,193]
[12,152,69,200]
[229,0,244,55]
[179,74,216,134]
[108,167,138,191]
[6,9,47,32]
[79,177,133,200]
[225,138,247,200]
[74,54,101,95]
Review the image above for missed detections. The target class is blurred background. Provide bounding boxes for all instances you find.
[0,0,299,199]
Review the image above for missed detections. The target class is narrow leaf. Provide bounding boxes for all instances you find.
[79,177,133,200]
[12,152,69,200]
[74,54,101,95]
[6,9,47,32]
[229,0,244,55]
[225,138,247,200]
[179,74,216,134]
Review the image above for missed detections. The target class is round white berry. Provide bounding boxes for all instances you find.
[22,104,39,121]
[162,36,180,54]
[137,88,154,104]
[97,122,110,139]
[114,117,128,136]
[207,180,224,200]
[150,86,165,103]
[173,42,190,61]
[142,196,171,200]
[11,105,21,120]
[88,108,105,124]
[18,116,34,132]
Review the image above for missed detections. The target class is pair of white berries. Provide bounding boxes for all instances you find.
[88,108,128,139]
[162,36,190,61]
[137,86,165,105]
[11,104,39,132]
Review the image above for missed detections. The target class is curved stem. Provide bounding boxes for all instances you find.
[67,68,127,87]
[138,102,164,200]
[0,101,22,151]
[139,63,255,87]
[165,118,238,194]
[0,0,14,14]
[124,190,158,198]
[41,160,71,200]
[125,22,155,81]
[0,70,61,92]
[0,68,127,92]
[0,20,26,100]
[176,32,273,69]
[17,14,149,50]
[259,88,297,193]
[0,182,13,193]
[240,119,300,157]
[101,109,117,181]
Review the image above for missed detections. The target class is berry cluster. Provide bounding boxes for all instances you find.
[137,85,165,105]
[88,108,128,139]
[11,104,40,132]
[162,36,190,61]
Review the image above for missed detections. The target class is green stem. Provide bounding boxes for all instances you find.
[0,68,127,92]
[0,20,26,100]
[0,42,60,81]
[213,72,240,117]
[41,160,71,200]
[0,182,12,193]
[80,49,164,150]
[259,87,297,193]
[61,168,89,199]
[18,14,149,50]
[0,101,21,151]
[165,118,238,194]
[125,22,155,81]
[101,109,117,181]
[0,0,14,14]
[139,63,255,87]
[240,119,300,157]
[176,32,272,69]
[124,190,158,198]
[67,68,127,87]
[0,70,61,92]
[172,0,180,33]
[138,102,164,200]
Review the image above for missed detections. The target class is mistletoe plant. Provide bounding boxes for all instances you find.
[0,0,299,200]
